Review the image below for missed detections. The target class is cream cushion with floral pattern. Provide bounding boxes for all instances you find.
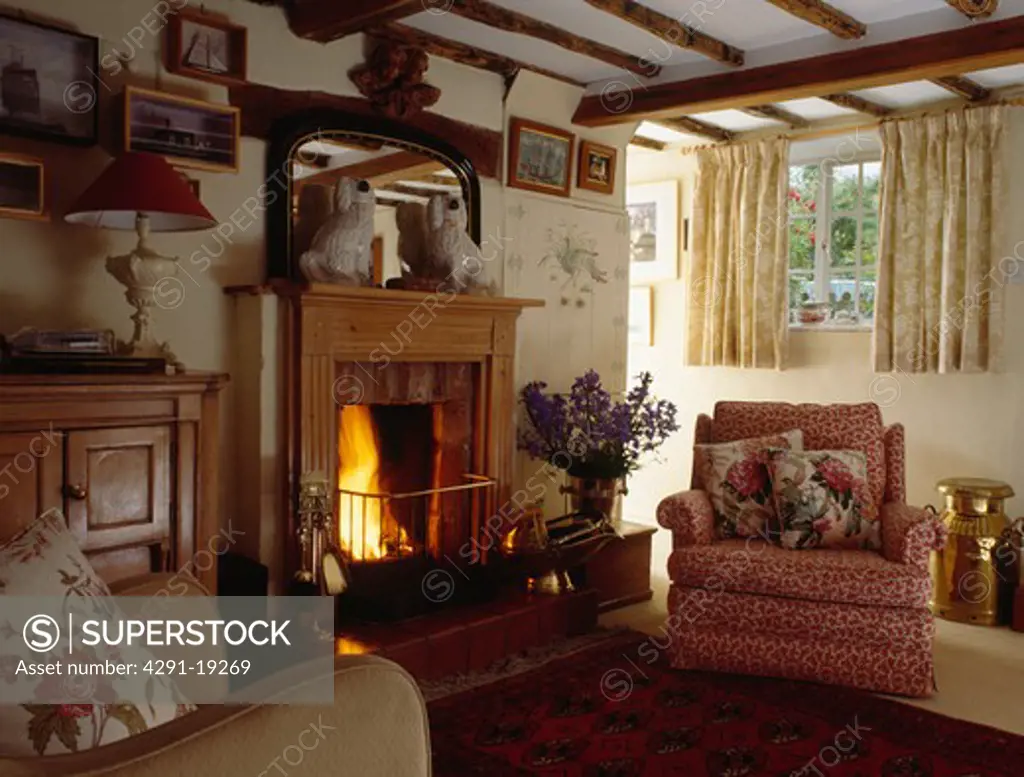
[0,509,193,757]
[694,430,803,539]
[766,449,881,550]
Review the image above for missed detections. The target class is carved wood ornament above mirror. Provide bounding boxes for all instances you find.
[349,40,441,120]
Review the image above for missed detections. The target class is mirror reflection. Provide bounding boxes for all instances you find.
[290,135,474,290]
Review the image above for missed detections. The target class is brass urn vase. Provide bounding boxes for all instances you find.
[930,478,1016,626]
[560,475,627,524]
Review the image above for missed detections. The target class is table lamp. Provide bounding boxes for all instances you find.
[64,152,216,369]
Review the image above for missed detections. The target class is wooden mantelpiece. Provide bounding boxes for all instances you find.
[228,282,543,578]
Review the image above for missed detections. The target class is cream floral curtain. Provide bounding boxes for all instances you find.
[874,106,1007,374]
[687,139,790,368]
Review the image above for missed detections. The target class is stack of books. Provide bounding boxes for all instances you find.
[0,329,168,373]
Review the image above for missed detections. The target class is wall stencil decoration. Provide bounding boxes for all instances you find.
[626,181,679,284]
[540,221,608,309]
[504,191,629,405]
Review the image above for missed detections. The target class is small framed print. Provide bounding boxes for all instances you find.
[507,117,574,198]
[166,7,247,86]
[577,140,616,195]
[628,286,653,346]
[0,154,45,220]
[627,181,679,283]
[124,86,240,173]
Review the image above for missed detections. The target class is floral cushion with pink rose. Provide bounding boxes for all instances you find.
[0,509,193,757]
[766,449,881,550]
[694,430,803,539]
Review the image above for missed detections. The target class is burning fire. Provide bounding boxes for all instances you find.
[337,405,411,561]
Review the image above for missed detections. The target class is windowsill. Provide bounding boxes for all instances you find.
[789,323,871,333]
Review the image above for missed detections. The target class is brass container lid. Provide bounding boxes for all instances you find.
[936,477,1014,499]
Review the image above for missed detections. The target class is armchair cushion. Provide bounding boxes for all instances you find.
[711,401,887,508]
[694,429,803,539]
[668,540,933,608]
[766,449,881,550]
[881,502,948,570]
[656,490,715,546]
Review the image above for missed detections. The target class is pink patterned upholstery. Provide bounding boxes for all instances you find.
[659,401,946,698]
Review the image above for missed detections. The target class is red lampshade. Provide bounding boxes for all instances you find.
[65,152,216,232]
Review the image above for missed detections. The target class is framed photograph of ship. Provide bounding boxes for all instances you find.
[123,87,240,173]
[507,118,574,198]
[0,16,98,145]
[166,7,247,86]
[0,153,44,220]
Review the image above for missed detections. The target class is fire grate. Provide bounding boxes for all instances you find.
[337,474,497,564]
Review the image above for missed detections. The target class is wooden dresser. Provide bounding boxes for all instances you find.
[0,372,226,592]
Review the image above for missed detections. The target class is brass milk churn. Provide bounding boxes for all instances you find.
[930,478,1015,626]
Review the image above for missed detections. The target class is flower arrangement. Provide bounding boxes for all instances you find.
[518,370,679,480]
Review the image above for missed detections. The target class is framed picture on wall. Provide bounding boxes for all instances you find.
[507,117,574,198]
[0,15,99,145]
[124,86,240,173]
[627,181,679,283]
[166,7,248,86]
[628,286,653,346]
[577,140,616,195]
[0,153,45,220]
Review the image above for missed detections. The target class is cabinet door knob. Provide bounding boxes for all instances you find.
[64,484,88,500]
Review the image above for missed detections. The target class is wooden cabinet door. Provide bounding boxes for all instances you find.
[0,431,63,543]
[64,427,172,581]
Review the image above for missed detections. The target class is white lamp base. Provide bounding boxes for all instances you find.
[105,213,185,372]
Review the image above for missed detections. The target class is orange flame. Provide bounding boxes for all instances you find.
[337,405,410,561]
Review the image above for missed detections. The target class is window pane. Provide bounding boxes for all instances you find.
[831,164,860,211]
[829,269,857,323]
[830,216,857,267]
[862,217,878,267]
[789,165,819,216]
[788,273,815,322]
[789,218,816,270]
[860,269,877,322]
[863,162,880,213]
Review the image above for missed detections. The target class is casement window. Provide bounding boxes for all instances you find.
[788,160,881,329]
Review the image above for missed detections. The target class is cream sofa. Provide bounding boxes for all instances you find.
[2,575,432,777]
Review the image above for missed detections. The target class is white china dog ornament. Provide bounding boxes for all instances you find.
[299,177,375,284]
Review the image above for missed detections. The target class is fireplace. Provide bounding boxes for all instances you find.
[334,361,499,619]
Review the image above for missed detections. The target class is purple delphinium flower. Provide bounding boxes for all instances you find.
[517,370,679,479]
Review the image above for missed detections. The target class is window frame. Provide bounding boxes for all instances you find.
[787,155,881,331]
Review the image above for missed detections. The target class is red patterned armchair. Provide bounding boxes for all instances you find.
[657,401,947,698]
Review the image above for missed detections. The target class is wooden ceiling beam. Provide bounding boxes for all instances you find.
[447,0,659,77]
[370,23,585,87]
[629,135,667,151]
[288,0,422,43]
[930,74,992,101]
[573,16,1024,126]
[765,0,866,39]
[945,0,999,19]
[820,93,893,117]
[581,0,743,66]
[741,104,811,128]
[655,118,734,143]
[380,182,458,198]
[299,150,446,191]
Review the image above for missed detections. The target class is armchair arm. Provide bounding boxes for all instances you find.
[881,502,948,570]
[657,490,715,547]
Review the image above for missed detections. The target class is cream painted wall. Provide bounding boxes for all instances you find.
[0,0,639,579]
[624,116,1024,572]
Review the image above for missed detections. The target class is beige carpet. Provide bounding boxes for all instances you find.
[600,570,1024,736]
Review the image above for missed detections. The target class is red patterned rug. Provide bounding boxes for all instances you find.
[428,631,1023,776]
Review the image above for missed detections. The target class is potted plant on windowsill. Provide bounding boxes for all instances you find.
[518,370,679,523]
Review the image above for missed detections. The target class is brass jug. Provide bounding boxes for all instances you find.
[930,478,1016,626]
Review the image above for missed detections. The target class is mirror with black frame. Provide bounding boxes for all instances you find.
[266,114,482,289]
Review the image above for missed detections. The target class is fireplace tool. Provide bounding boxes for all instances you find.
[501,509,619,595]
[293,472,352,597]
